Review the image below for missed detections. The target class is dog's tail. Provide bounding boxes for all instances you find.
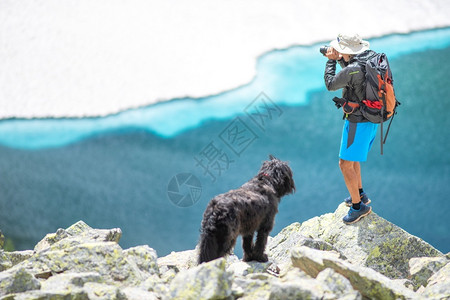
[198,202,231,264]
[198,230,220,264]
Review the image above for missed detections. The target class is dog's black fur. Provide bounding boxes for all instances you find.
[198,155,295,264]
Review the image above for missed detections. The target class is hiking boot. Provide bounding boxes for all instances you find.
[343,203,372,224]
[344,193,371,207]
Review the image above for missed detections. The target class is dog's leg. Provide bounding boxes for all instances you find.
[242,235,254,262]
[216,227,238,260]
[252,228,270,262]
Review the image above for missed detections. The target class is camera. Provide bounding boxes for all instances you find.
[319,45,329,56]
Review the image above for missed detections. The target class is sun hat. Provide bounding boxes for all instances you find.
[330,33,370,55]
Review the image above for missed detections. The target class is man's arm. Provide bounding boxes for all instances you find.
[324,60,353,91]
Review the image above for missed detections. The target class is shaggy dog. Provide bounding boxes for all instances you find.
[198,155,295,264]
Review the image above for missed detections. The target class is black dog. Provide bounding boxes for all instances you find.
[198,155,295,264]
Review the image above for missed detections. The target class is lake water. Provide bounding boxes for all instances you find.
[0,28,449,256]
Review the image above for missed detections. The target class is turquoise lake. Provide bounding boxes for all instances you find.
[0,28,449,256]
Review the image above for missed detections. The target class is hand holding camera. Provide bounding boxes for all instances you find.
[320,46,342,60]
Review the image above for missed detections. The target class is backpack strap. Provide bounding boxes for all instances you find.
[342,101,360,114]
[383,112,395,145]
[380,110,384,155]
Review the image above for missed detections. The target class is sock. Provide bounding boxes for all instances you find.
[352,202,361,210]
[359,188,364,195]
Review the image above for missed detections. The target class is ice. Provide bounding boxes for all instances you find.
[1,0,449,119]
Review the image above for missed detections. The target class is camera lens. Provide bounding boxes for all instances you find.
[319,46,329,55]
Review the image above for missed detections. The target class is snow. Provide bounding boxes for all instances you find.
[1,0,449,119]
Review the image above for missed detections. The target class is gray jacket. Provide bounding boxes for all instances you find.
[324,50,377,122]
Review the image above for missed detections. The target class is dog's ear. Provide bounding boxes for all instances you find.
[269,154,277,160]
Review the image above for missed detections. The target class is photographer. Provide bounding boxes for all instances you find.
[323,33,378,224]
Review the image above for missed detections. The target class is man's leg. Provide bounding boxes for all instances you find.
[339,159,360,205]
[354,162,362,190]
[338,121,374,224]
[340,158,372,224]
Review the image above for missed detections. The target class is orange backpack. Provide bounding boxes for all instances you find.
[361,53,400,154]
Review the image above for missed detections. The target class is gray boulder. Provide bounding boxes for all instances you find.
[40,272,103,292]
[0,267,41,297]
[231,266,360,300]
[316,268,362,300]
[291,246,417,300]
[0,250,34,272]
[167,258,233,300]
[20,241,150,287]
[34,220,122,253]
[420,261,450,299]
[157,249,198,274]
[409,255,448,290]
[267,222,343,273]
[293,203,443,279]
[1,221,162,296]
[124,245,159,277]
[0,210,447,300]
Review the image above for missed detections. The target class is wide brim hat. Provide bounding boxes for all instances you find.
[330,33,370,55]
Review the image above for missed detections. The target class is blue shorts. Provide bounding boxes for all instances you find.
[339,120,378,162]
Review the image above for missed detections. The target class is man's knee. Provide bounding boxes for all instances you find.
[339,159,353,171]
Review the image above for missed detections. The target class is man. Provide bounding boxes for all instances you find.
[324,33,378,224]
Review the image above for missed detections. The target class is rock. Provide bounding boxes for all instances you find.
[292,246,418,300]
[316,268,362,300]
[420,261,450,299]
[157,249,198,274]
[138,274,168,296]
[121,287,160,300]
[0,215,447,300]
[227,260,272,277]
[2,222,154,292]
[13,242,148,286]
[291,246,342,277]
[392,278,415,291]
[0,250,34,273]
[34,220,122,253]
[409,256,448,290]
[157,247,238,281]
[0,251,12,272]
[296,203,443,279]
[40,272,103,292]
[1,289,89,299]
[34,228,69,252]
[234,267,360,300]
[231,275,271,299]
[4,251,34,268]
[0,267,41,296]
[124,245,159,276]
[269,269,329,300]
[227,259,280,299]
[167,258,232,300]
[82,282,126,300]
[267,222,344,273]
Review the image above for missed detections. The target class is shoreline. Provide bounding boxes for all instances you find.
[0,26,449,122]
[0,27,450,149]
[1,0,450,120]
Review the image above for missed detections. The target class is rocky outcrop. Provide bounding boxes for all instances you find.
[272,204,443,279]
[0,205,448,299]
